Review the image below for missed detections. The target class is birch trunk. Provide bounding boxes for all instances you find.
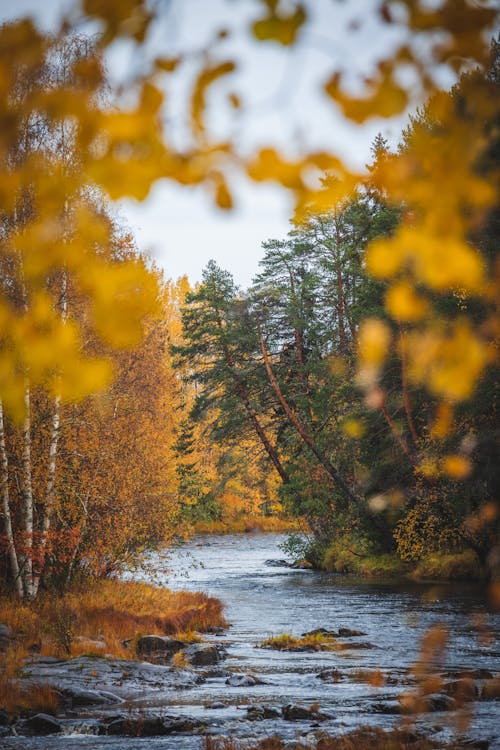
[0,399,24,597]
[21,378,34,599]
[33,270,67,596]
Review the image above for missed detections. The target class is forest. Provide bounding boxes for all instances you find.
[0,1,498,748]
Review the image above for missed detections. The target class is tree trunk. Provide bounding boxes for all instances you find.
[21,378,34,599]
[32,270,67,596]
[0,399,24,598]
[258,323,392,542]
[32,393,61,597]
[216,314,290,484]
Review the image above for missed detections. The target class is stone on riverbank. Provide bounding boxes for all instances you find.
[136,635,185,662]
[184,643,223,666]
[25,713,62,735]
[61,686,122,706]
[0,623,13,651]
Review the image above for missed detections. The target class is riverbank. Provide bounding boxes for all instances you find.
[1,533,498,748]
[192,516,306,535]
[304,538,490,582]
[0,580,225,718]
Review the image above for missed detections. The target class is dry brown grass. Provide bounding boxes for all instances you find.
[0,641,62,718]
[259,632,338,651]
[204,727,465,750]
[193,516,306,534]
[0,580,225,715]
[0,580,225,661]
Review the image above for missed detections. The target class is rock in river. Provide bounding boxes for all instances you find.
[226,673,262,687]
[25,714,62,735]
[338,627,366,637]
[105,714,203,736]
[282,703,329,721]
[246,704,280,720]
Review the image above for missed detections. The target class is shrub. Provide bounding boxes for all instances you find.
[411,550,485,581]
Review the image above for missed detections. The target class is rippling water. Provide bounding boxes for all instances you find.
[5,533,499,749]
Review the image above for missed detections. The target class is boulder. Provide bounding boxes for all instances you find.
[282,703,328,721]
[265,559,291,568]
[184,643,222,666]
[443,677,478,701]
[162,717,203,733]
[246,704,281,720]
[447,668,493,680]
[291,559,313,569]
[136,635,185,662]
[106,716,165,736]
[203,668,231,678]
[372,701,402,715]
[207,701,226,709]
[205,626,226,635]
[338,627,366,637]
[26,713,62,735]
[317,668,343,682]
[302,628,336,637]
[106,715,203,736]
[425,693,456,712]
[481,677,500,700]
[62,686,122,706]
[226,673,262,687]
[0,624,13,651]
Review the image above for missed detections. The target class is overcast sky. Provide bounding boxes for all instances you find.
[1,0,413,286]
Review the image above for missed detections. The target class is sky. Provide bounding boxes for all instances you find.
[0,0,412,286]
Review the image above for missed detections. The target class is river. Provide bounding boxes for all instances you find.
[4,533,499,749]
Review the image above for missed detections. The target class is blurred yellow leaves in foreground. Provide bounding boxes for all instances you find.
[0,0,499,427]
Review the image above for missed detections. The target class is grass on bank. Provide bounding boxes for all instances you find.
[0,580,225,717]
[204,727,465,750]
[0,579,225,660]
[321,539,485,581]
[410,550,485,581]
[260,632,338,651]
[322,542,408,578]
[192,515,306,535]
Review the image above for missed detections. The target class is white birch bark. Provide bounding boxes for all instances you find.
[33,269,67,597]
[21,377,34,599]
[0,398,24,598]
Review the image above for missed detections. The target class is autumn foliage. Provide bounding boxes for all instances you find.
[0,0,499,598]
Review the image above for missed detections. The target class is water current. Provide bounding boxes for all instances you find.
[3,533,499,749]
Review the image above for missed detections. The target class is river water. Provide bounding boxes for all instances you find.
[4,533,499,749]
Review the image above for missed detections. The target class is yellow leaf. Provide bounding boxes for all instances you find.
[252,3,306,46]
[358,318,391,368]
[365,237,404,278]
[342,419,365,438]
[442,454,472,480]
[191,61,236,133]
[385,281,428,321]
[324,62,408,124]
